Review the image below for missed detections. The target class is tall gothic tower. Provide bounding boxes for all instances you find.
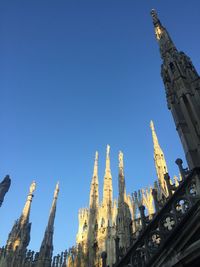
[151,9,200,169]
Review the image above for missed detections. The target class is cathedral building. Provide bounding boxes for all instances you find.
[0,9,200,267]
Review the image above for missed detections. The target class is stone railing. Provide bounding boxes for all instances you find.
[0,247,69,267]
[115,162,200,267]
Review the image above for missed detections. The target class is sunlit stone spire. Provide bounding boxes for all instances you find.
[6,181,36,252]
[89,151,99,209]
[103,145,113,206]
[150,121,168,196]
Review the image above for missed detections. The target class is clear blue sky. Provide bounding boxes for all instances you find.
[0,0,200,255]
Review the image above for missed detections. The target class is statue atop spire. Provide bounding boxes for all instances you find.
[6,181,36,254]
[105,144,111,172]
[21,181,36,225]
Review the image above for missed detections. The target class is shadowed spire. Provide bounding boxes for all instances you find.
[118,151,125,203]
[37,182,59,267]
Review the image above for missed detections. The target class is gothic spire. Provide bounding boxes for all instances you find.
[150,120,160,149]
[151,10,200,169]
[89,151,99,209]
[20,182,36,225]
[151,9,177,59]
[118,151,125,204]
[103,145,113,206]
[37,182,59,267]
[116,151,132,251]
[6,181,36,252]
[150,121,168,197]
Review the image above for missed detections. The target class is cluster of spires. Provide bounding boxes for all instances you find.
[0,120,177,267]
[0,8,199,267]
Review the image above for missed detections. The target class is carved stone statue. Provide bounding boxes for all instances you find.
[0,175,11,207]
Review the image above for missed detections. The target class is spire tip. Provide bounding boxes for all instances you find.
[95,151,98,161]
[151,9,160,25]
[106,145,110,156]
[54,182,59,198]
[119,151,124,169]
[150,120,155,131]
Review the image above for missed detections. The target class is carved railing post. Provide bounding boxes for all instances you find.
[115,236,120,263]
[152,188,160,213]
[164,173,173,197]
[138,205,146,229]
[175,158,189,181]
[101,251,107,267]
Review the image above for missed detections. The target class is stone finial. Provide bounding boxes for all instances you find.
[29,181,36,195]
[21,181,36,224]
